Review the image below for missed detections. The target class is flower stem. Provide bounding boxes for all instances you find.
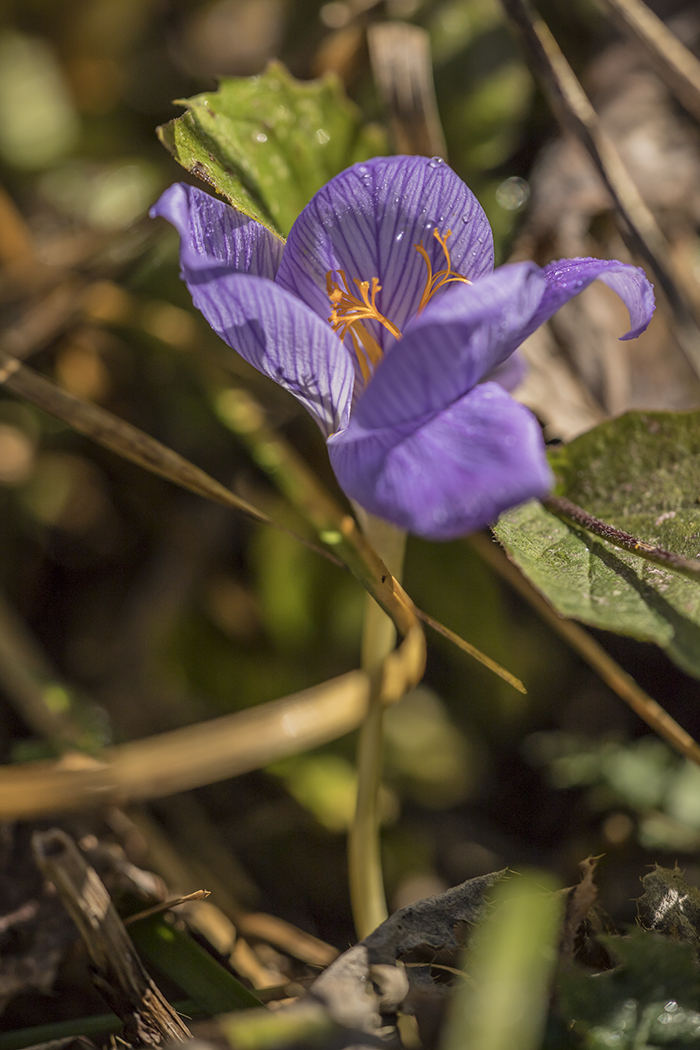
[349,509,407,940]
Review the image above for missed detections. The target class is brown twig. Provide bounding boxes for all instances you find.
[32,829,191,1046]
[471,532,700,767]
[499,0,700,379]
[600,0,700,125]
[368,22,447,158]
[543,495,700,583]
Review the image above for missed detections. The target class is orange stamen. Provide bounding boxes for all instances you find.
[324,229,470,384]
[414,229,470,314]
[325,269,401,380]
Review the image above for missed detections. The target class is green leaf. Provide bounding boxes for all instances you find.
[129,914,263,1013]
[558,929,700,1049]
[157,60,387,237]
[494,410,700,678]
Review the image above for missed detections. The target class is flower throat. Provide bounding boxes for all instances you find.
[325,228,470,383]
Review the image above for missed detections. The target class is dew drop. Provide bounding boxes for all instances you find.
[255,132,268,143]
[315,128,330,145]
[427,156,444,168]
[395,231,404,242]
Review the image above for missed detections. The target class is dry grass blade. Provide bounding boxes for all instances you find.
[471,532,700,768]
[415,607,526,693]
[0,352,345,566]
[499,0,700,379]
[124,891,211,926]
[368,22,447,158]
[600,0,700,124]
[0,639,425,819]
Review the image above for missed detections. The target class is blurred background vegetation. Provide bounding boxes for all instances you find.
[2,0,700,1034]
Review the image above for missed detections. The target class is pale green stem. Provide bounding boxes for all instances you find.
[348,507,407,940]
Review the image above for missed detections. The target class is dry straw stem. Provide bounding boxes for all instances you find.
[600,0,700,125]
[0,661,426,820]
[368,22,447,158]
[471,532,700,767]
[32,828,191,1046]
[499,0,700,379]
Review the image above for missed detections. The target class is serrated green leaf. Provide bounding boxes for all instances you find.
[157,60,387,237]
[494,411,700,678]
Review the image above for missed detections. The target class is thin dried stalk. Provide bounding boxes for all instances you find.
[471,533,700,767]
[600,0,700,125]
[0,653,425,819]
[32,829,191,1046]
[124,890,211,926]
[368,22,447,158]
[499,0,700,379]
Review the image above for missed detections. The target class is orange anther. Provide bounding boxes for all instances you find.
[414,229,470,314]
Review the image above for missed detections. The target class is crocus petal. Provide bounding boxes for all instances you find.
[525,257,655,341]
[329,382,552,540]
[482,351,527,392]
[275,155,494,344]
[184,271,354,436]
[353,262,546,429]
[151,183,285,281]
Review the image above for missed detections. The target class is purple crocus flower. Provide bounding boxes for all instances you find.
[152,155,654,540]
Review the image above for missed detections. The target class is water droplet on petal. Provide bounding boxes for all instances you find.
[427,156,444,168]
[395,231,404,242]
